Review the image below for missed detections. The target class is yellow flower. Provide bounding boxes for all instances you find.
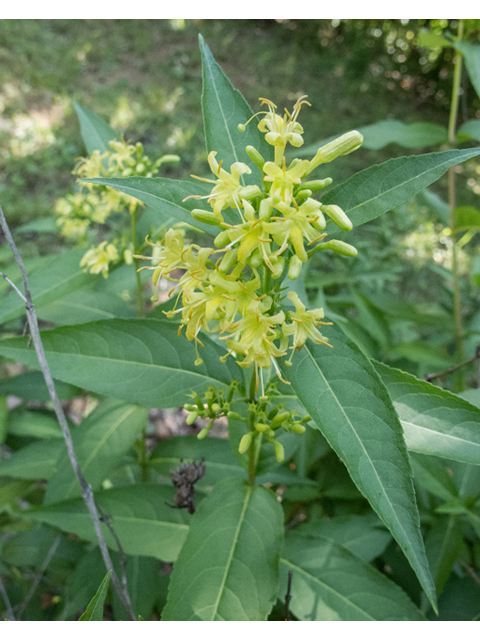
[190,151,261,221]
[264,198,325,262]
[223,305,286,369]
[282,291,332,351]
[257,96,310,149]
[263,159,310,205]
[80,241,119,278]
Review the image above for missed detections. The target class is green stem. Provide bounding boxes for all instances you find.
[247,368,258,485]
[131,206,143,318]
[139,427,149,482]
[448,20,465,370]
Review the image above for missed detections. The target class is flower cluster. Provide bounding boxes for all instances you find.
[139,96,362,381]
[56,137,179,276]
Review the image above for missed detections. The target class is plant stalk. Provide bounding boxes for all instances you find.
[131,205,143,318]
[248,368,258,485]
[448,19,465,368]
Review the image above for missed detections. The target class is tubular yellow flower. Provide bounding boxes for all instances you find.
[282,291,332,351]
[263,159,310,204]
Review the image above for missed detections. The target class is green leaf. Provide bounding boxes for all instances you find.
[45,398,148,503]
[0,478,34,508]
[452,206,480,234]
[410,453,459,501]
[0,248,91,325]
[63,548,106,620]
[374,361,480,465]
[0,371,81,402]
[435,575,480,621]
[390,341,453,369]
[279,324,436,609]
[292,514,391,563]
[112,555,160,621]
[425,516,465,595]
[321,148,480,229]
[161,477,284,621]
[28,484,190,562]
[79,571,112,621]
[38,288,136,326]
[454,42,480,101]
[73,102,116,155]
[457,119,480,143]
[198,34,273,186]
[6,408,64,439]
[279,533,426,621]
[0,438,63,479]
[298,120,447,155]
[80,177,214,235]
[357,120,447,150]
[0,319,239,409]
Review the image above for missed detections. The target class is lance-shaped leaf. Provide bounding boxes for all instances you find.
[0,248,91,325]
[279,324,437,610]
[321,148,480,228]
[374,361,480,465]
[45,398,148,503]
[73,102,117,155]
[28,484,190,562]
[279,532,426,621]
[162,477,284,621]
[292,513,391,563]
[79,571,112,621]
[0,438,63,479]
[199,34,273,186]
[0,319,238,409]
[425,516,465,595]
[80,177,214,235]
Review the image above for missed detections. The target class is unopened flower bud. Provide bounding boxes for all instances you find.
[320,239,358,257]
[239,185,262,200]
[214,230,231,248]
[197,427,210,440]
[219,249,238,272]
[291,423,306,434]
[255,423,270,433]
[310,131,363,170]
[239,432,253,454]
[296,189,313,200]
[274,440,285,463]
[192,209,223,226]
[246,145,266,171]
[249,249,263,268]
[186,412,198,425]
[321,204,353,231]
[301,178,333,192]
[288,254,303,281]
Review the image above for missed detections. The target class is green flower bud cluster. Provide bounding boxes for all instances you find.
[58,136,180,277]
[237,397,311,463]
[183,381,238,439]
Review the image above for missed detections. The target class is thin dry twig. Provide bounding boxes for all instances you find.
[0,203,135,621]
[16,534,62,620]
[0,575,15,621]
[424,345,480,383]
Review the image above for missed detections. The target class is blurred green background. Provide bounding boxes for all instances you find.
[1,18,479,224]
